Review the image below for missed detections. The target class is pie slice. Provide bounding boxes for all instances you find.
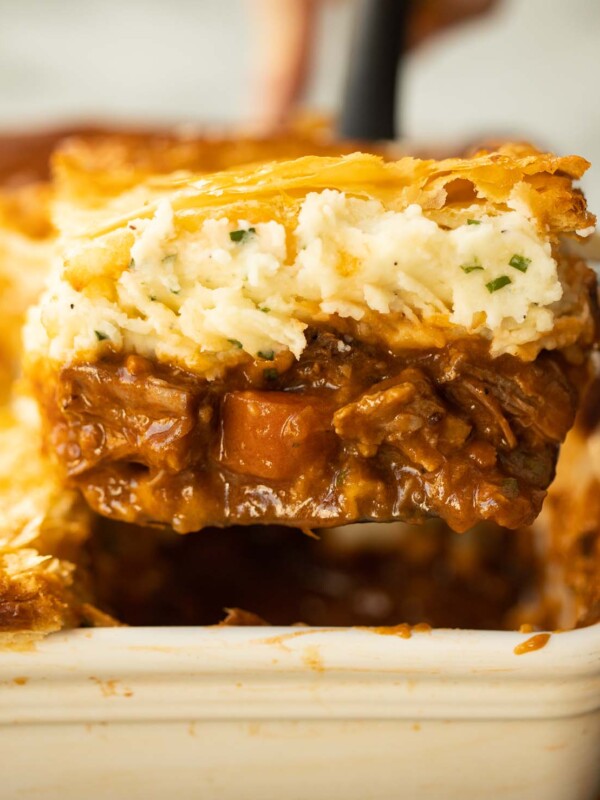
[25,144,597,533]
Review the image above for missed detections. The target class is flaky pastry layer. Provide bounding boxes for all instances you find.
[0,403,93,635]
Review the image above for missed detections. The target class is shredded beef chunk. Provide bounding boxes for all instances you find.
[40,330,577,533]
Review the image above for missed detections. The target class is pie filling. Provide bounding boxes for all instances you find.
[35,328,578,534]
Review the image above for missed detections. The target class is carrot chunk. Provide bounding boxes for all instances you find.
[219,391,333,480]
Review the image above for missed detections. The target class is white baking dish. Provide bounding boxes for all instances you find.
[1,623,599,800]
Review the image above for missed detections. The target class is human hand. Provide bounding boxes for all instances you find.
[249,0,500,133]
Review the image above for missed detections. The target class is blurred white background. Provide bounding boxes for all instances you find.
[0,0,598,210]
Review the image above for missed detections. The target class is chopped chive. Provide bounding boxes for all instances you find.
[259,306,271,313]
[461,264,484,274]
[94,330,109,341]
[229,227,256,243]
[509,254,531,273]
[227,338,243,349]
[460,258,483,274]
[486,275,512,293]
[263,367,278,381]
[170,288,180,295]
[257,350,275,361]
[162,253,177,265]
[467,218,481,225]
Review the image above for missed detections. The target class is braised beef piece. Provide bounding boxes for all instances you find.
[38,330,577,533]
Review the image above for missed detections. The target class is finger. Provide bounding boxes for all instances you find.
[248,0,319,132]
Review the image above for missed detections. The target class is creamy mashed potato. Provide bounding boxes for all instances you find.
[26,191,567,372]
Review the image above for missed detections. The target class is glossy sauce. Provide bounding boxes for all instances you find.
[37,329,577,534]
[365,622,433,638]
[513,632,551,655]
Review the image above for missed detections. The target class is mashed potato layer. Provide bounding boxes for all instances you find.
[26,189,571,373]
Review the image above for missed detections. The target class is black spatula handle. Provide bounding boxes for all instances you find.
[339,0,413,141]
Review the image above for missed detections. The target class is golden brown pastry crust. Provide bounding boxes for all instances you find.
[0,406,93,634]
[52,127,365,207]
[53,143,593,239]
[535,404,600,628]
[0,184,55,401]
